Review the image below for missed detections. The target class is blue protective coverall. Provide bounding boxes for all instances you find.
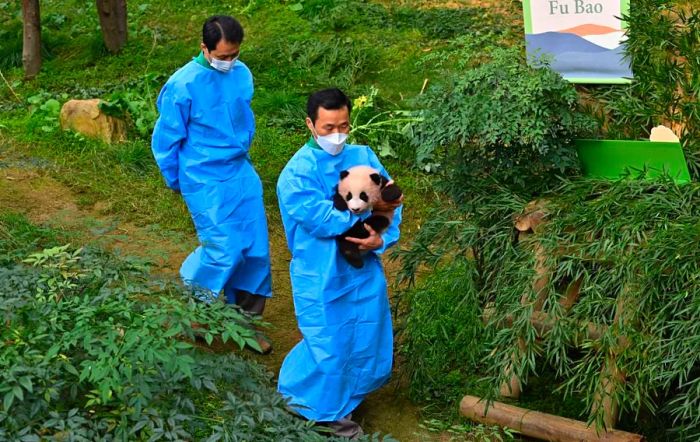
[151,53,272,302]
[276,138,402,422]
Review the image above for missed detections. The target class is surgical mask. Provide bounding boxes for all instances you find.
[209,56,237,73]
[315,131,348,155]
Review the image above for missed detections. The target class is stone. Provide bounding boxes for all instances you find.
[59,99,127,143]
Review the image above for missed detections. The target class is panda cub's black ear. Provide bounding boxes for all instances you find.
[340,170,350,180]
[369,173,382,185]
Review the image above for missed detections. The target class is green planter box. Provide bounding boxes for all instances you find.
[575,139,691,184]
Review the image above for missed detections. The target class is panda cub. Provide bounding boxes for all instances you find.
[332,165,402,268]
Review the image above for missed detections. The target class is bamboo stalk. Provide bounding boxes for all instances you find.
[592,286,634,429]
[499,233,551,399]
[483,307,636,353]
[460,396,645,442]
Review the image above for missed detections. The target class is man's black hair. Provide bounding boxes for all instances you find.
[307,88,352,123]
[202,15,244,50]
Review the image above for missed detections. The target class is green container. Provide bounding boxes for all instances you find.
[575,139,691,184]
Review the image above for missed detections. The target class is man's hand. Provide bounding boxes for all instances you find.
[345,224,383,251]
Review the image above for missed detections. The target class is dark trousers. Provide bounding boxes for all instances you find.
[234,290,267,316]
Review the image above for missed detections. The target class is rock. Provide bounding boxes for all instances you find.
[59,99,127,143]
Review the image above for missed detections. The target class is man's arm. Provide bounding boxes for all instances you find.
[278,173,360,239]
[151,83,190,191]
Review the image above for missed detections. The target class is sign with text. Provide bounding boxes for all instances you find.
[523,0,632,83]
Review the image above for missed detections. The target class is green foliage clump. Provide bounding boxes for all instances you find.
[392,6,495,40]
[26,91,66,133]
[412,48,597,188]
[291,0,389,31]
[348,86,422,161]
[592,0,700,177]
[100,73,163,138]
[0,11,24,70]
[247,35,378,96]
[0,216,395,441]
[399,259,484,407]
[400,177,700,438]
[481,179,700,438]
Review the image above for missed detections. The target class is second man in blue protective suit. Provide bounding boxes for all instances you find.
[276,88,403,438]
[151,16,272,353]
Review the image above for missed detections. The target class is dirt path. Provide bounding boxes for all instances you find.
[0,163,440,441]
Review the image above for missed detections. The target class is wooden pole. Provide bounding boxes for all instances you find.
[484,308,607,343]
[499,231,551,399]
[460,396,645,442]
[592,286,633,429]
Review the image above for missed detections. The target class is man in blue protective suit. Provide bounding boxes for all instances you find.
[151,16,272,352]
[276,88,403,438]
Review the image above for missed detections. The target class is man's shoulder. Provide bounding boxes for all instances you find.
[345,143,382,164]
[235,60,253,79]
[344,143,372,153]
[280,146,315,175]
[165,61,202,89]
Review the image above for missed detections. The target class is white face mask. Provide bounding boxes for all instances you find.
[315,131,348,155]
[209,56,237,73]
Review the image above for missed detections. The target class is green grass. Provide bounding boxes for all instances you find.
[1,0,518,232]
[0,0,524,437]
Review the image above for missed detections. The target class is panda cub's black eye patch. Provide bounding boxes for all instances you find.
[346,192,353,201]
[360,192,368,202]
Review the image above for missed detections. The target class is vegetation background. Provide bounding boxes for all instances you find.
[1,0,699,440]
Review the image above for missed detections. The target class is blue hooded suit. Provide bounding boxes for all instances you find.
[276,139,402,421]
[151,55,272,302]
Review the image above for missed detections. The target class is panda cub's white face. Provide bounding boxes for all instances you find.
[337,165,383,215]
[345,190,371,214]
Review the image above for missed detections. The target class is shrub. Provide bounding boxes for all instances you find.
[0,217,396,441]
[480,179,700,438]
[412,47,597,190]
[399,258,484,407]
[400,177,700,438]
[100,73,162,138]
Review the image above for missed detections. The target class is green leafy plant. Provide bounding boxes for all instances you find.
[412,47,597,187]
[349,86,422,159]
[399,258,484,406]
[0,214,398,441]
[100,73,162,138]
[399,177,700,439]
[27,92,66,133]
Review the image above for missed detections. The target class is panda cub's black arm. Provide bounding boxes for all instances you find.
[381,183,402,203]
[372,173,403,203]
[333,191,348,211]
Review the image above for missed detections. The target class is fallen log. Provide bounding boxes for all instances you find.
[460,395,645,442]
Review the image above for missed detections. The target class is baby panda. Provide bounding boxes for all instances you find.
[332,165,402,268]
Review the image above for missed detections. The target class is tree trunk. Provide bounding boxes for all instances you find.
[22,0,42,79]
[96,0,127,54]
